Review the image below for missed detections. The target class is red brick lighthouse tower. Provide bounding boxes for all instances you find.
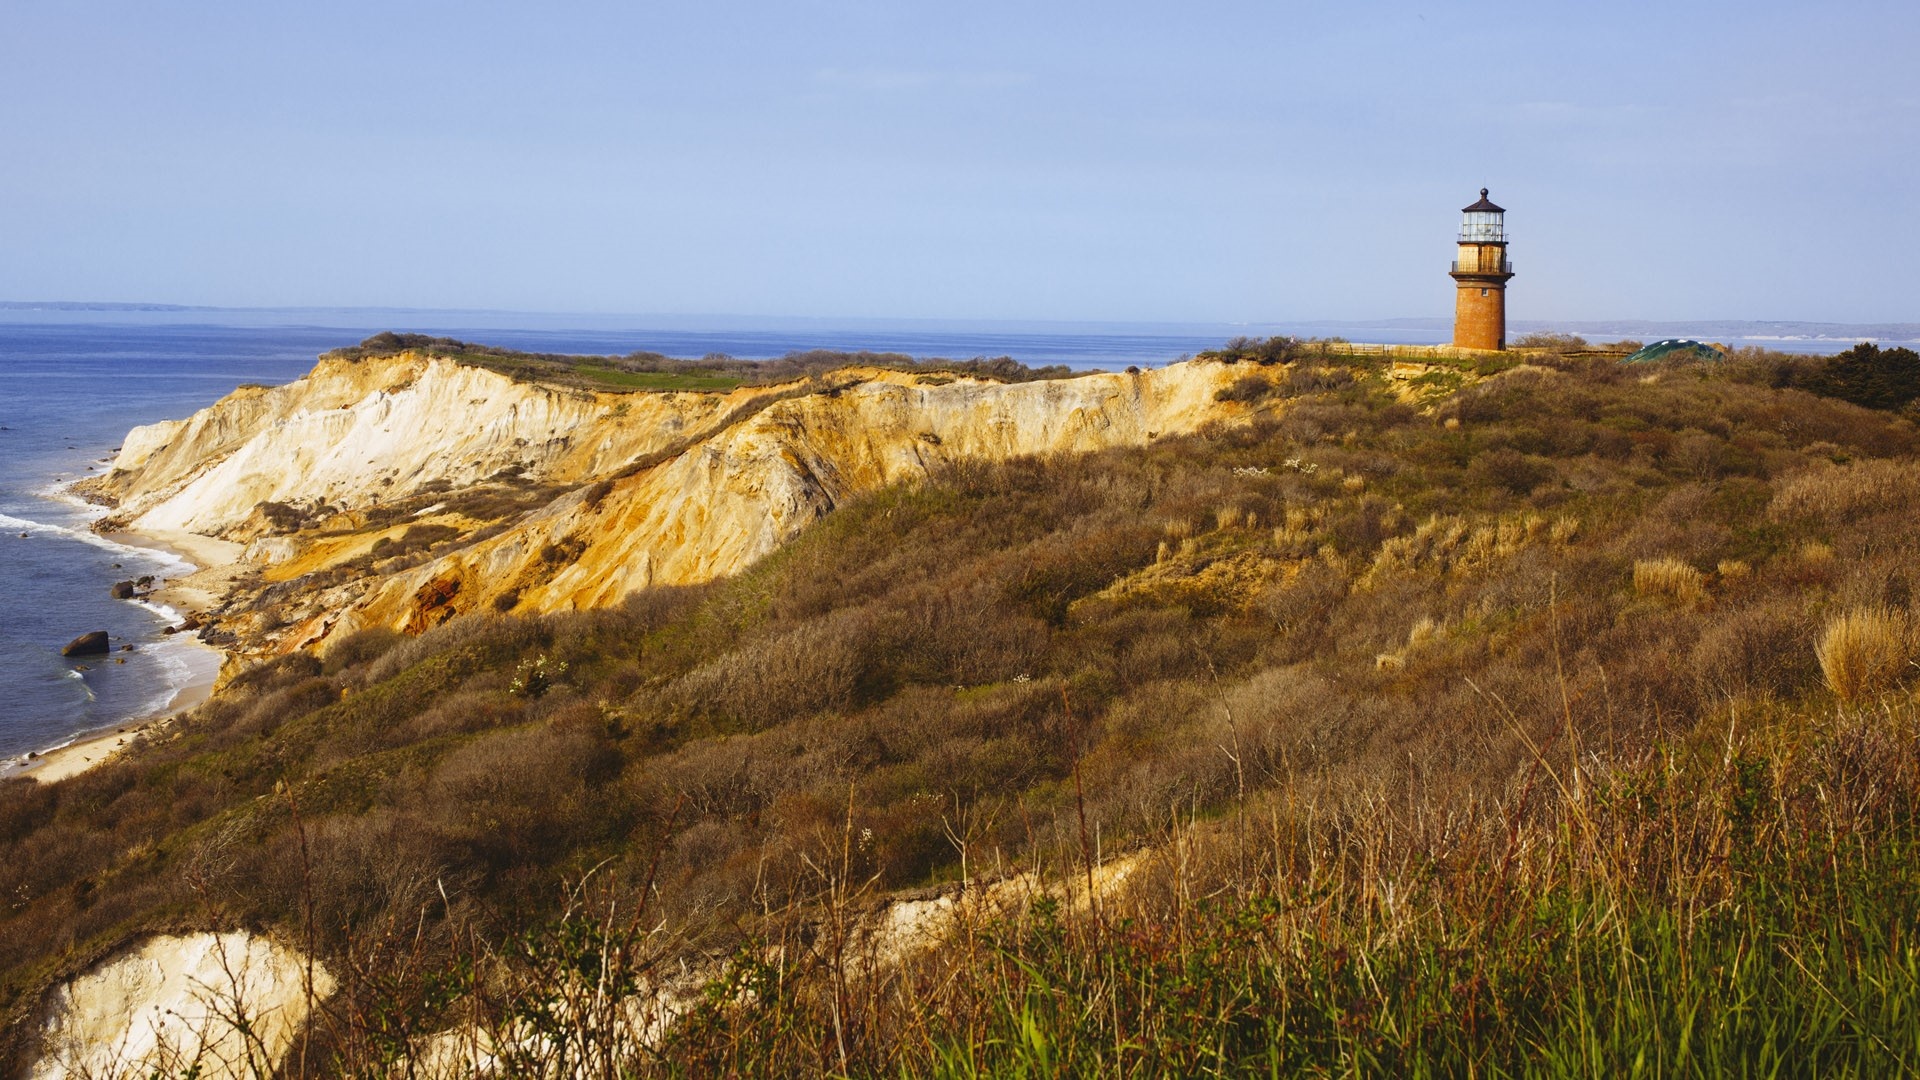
[1450,188,1513,351]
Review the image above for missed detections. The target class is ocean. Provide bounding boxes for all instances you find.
[0,310,1881,765]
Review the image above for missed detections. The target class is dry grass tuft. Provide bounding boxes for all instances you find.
[1817,606,1914,704]
[1369,513,1543,583]
[1634,558,1709,608]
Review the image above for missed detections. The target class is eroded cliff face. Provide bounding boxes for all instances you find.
[31,932,332,1080]
[87,353,1255,658]
[83,354,746,539]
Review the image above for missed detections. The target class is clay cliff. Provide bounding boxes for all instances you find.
[81,352,1253,661]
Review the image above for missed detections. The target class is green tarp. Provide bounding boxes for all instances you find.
[1621,339,1726,364]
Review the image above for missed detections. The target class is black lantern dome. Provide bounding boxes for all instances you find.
[1460,188,1506,243]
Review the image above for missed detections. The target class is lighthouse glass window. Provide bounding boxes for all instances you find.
[1461,211,1504,242]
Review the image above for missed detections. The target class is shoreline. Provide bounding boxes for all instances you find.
[4,516,241,784]
[8,664,220,783]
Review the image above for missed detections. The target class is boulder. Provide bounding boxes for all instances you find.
[62,631,110,656]
[109,581,136,600]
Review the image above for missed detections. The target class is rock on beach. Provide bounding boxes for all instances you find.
[62,631,111,656]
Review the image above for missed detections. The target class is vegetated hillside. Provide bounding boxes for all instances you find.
[7,347,1920,1074]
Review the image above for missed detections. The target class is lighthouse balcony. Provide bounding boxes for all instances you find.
[1450,259,1514,275]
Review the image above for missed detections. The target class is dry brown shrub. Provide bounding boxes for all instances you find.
[1770,458,1920,523]
[671,608,874,728]
[1816,606,1914,704]
[1467,448,1555,495]
[418,723,623,874]
[1634,558,1709,608]
[1692,600,1819,703]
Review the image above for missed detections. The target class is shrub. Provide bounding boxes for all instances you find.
[1802,342,1920,413]
[322,627,406,676]
[669,608,876,729]
[1692,600,1818,702]
[1214,374,1275,404]
[1770,458,1920,524]
[1816,606,1913,704]
[1513,331,1590,353]
[1201,336,1306,365]
[1468,448,1554,495]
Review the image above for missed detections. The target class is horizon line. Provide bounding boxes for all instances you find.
[2,301,1917,337]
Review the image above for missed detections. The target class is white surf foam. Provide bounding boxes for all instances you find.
[55,668,98,708]
[0,511,198,576]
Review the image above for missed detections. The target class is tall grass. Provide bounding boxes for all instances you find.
[637,703,1920,1077]
[311,699,1918,1077]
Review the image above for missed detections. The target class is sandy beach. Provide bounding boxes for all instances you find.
[113,527,248,611]
[7,526,240,784]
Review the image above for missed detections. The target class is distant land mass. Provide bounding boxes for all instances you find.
[2,303,1915,348]
[0,300,212,312]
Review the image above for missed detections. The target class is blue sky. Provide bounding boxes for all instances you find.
[2,1,1915,323]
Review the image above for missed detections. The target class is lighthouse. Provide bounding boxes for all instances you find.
[1450,188,1513,351]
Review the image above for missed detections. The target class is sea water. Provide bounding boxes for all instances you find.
[0,312,1291,763]
[0,324,335,763]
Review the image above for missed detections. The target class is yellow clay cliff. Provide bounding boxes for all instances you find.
[82,353,1255,659]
